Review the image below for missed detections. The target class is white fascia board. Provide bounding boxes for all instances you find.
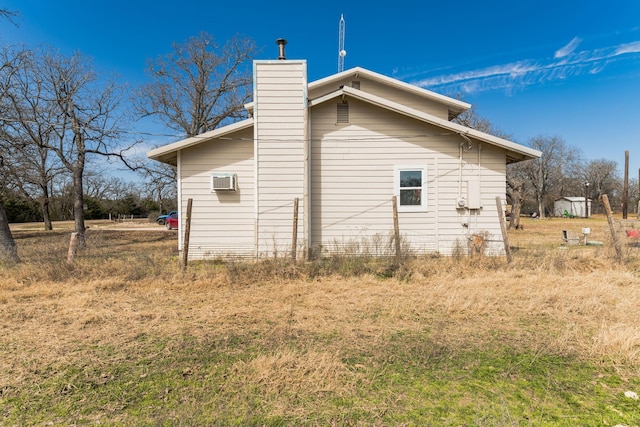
[340,86,541,160]
[308,88,344,107]
[309,66,471,114]
[146,118,254,161]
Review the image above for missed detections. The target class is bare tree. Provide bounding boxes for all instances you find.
[453,106,509,138]
[582,159,619,213]
[83,170,129,201]
[0,44,25,263]
[140,162,177,213]
[521,135,581,219]
[1,47,67,230]
[134,32,256,209]
[34,48,127,245]
[0,8,18,25]
[135,32,257,137]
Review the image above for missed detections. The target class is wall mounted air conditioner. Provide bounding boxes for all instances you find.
[211,173,237,192]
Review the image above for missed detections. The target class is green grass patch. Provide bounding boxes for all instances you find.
[3,329,639,425]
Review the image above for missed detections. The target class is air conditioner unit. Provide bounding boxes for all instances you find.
[211,173,237,192]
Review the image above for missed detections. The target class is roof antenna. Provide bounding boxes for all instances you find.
[338,14,346,72]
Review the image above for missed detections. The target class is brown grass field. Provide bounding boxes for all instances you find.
[2,216,640,425]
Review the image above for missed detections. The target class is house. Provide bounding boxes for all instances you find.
[554,197,591,218]
[147,40,541,260]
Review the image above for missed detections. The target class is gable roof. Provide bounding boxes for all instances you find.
[245,66,471,120]
[308,85,540,163]
[148,66,540,164]
[311,67,471,120]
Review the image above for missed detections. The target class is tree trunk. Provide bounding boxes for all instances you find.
[72,165,86,247]
[509,198,522,229]
[0,200,19,263]
[537,196,545,219]
[41,189,53,231]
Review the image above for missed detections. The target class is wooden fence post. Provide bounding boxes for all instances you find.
[291,198,299,262]
[67,232,79,265]
[602,194,624,263]
[181,198,193,272]
[495,197,513,263]
[392,196,401,265]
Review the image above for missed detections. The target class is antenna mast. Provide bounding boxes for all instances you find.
[338,14,346,72]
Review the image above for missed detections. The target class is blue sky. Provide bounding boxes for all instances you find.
[2,0,640,175]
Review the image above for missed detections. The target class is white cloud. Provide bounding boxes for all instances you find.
[615,41,640,55]
[555,37,582,58]
[410,38,640,95]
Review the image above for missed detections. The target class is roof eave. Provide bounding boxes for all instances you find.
[146,118,254,165]
[310,86,540,162]
[310,66,471,118]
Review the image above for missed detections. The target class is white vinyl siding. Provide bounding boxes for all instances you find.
[254,60,307,257]
[310,98,507,256]
[179,127,255,259]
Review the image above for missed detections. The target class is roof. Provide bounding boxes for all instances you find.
[146,118,254,165]
[245,66,471,120]
[311,67,471,120]
[148,66,541,164]
[308,85,540,163]
[555,197,590,202]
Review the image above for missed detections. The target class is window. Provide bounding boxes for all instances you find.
[395,166,427,212]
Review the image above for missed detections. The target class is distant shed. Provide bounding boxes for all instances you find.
[554,196,591,218]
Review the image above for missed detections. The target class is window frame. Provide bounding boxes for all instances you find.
[394,165,428,212]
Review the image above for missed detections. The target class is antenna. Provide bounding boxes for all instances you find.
[338,14,346,73]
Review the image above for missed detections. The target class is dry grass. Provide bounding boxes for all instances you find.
[2,217,640,424]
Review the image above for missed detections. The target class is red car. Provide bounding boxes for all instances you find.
[165,212,178,230]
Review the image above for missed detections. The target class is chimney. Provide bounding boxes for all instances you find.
[276,38,287,60]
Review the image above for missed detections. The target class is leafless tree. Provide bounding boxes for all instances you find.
[453,106,509,138]
[0,44,25,263]
[582,159,619,213]
[140,162,177,213]
[33,48,129,245]
[83,170,129,201]
[134,32,256,209]
[135,32,257,138]
[0,8,18,25]
[521,135,581,218]
[1,47,68,230]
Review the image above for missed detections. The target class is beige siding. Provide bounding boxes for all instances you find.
[254,61,307,256]
[308,76,450,120]
[179,128,255,259]
[310,99,507,256]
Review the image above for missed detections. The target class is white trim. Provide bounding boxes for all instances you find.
[394,165,428,212]
[177,150,183,250]
[253,64,259,259]
[344,86,541,160]
[310,67,471,114]
[146,119,254,161]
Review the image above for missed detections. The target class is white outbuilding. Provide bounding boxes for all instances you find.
[554,197,591,218]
